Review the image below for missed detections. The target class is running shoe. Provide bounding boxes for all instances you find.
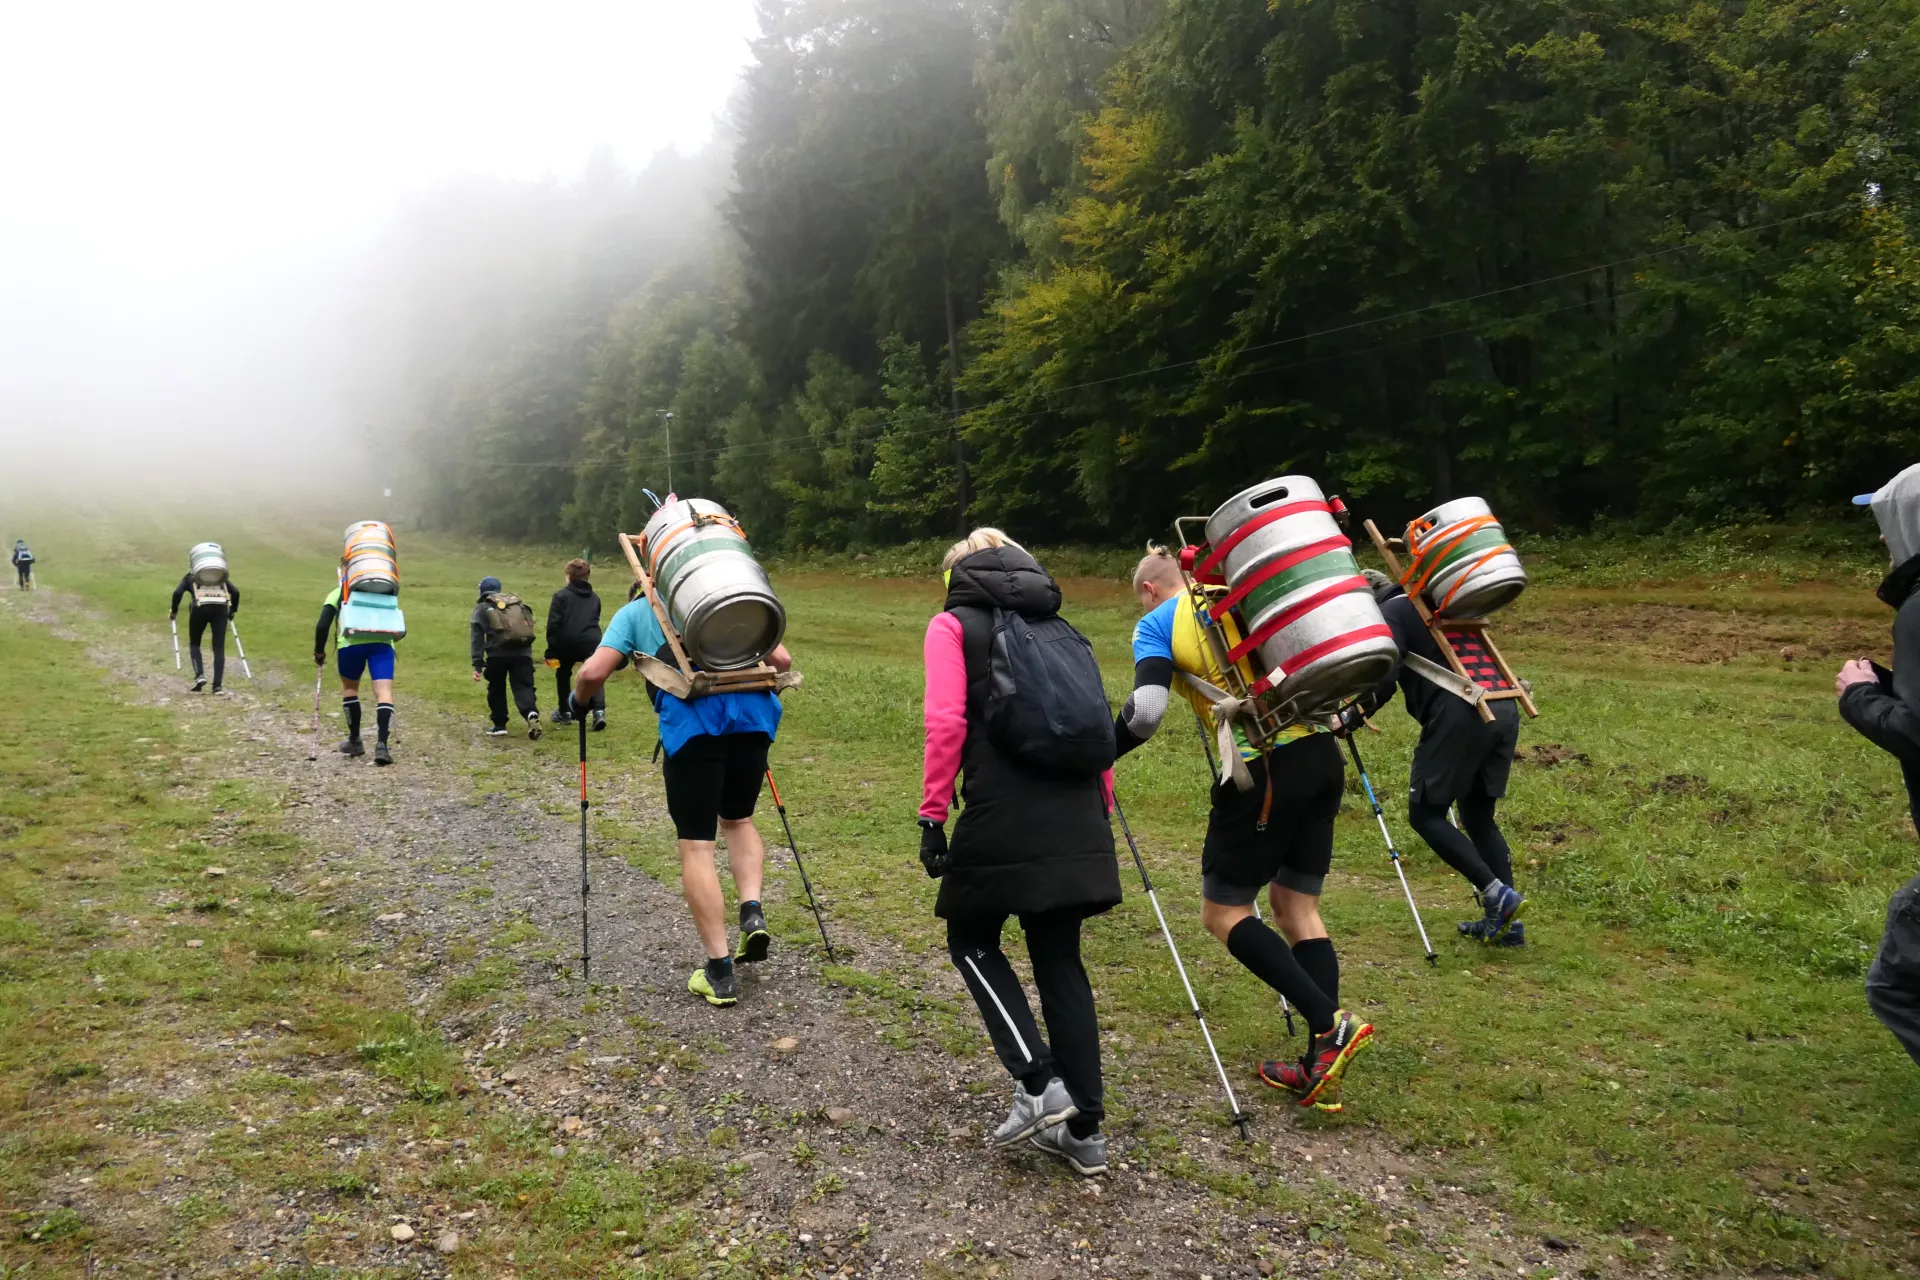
[337,738,365,757]
[526,711,543,740]
[191,676,207,692]
[736,902,771,964]
[551,710,575,726]
[374,742,393,767]
[591,710,607,732]
[689,960,740,1007]
[992,1077,1077,1147]
[1494,921,1526,948]
[1478,882,1525,940]
[485,725,509,737]
[1256,1058,1343,1113]
[1294,1009,1373,1109]
[1029,1124,1108,1176]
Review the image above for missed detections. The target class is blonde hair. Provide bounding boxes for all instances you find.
[1133,541,1183,592]
[942,527,1024,572]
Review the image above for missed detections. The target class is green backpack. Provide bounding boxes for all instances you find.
[481,593,536,646]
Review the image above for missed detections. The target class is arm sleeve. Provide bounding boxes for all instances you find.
[227,583,240,614]
[921,612,968,822]
[1841,605,1920,760]
[1114,656,1175,759]
[171,576,190,614]
[313,603,337,655]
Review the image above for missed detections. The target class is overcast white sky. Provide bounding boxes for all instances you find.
[0,0,759,485]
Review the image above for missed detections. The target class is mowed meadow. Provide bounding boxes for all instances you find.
[8,500,1920,1276]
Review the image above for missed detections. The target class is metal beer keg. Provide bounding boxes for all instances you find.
[1202,476,1396,716]
[188,542,228,585]
[342,521,399,595]
[641,499,785,671]
[1404,497,1525,618]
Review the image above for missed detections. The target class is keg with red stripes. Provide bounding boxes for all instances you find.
[1198,476,1397,716]
[1403,497,1526,619]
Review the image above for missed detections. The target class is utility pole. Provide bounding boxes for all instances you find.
[656,410,675,496]
[944,272,969,535]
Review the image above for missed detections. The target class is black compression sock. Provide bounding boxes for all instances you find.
[1019,1068,1052,1097]
[342,697,361,739]
[1292,937,1340,1009]
[1226,916,1336,1035]
[376,703,394,744]
[706,956,734,978]
[739,900,762,921]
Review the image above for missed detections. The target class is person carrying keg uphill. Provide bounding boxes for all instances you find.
[569,498,793,1008]
[315,521,407,766]
[170,543,241,693]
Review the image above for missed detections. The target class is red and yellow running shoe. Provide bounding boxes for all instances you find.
[1257,1058,1342,1112]
[1262,1009,1373,1110]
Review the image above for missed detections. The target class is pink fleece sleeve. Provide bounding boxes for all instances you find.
[921,612,968,822]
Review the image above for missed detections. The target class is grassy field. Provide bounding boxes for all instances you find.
[8,499,1920,1276]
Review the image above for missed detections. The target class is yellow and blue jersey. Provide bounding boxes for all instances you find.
[1132,594,1315,759]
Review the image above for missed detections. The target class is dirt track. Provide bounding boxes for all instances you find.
[23,588,1562,1279]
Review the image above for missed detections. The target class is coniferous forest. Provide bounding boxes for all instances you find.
[365,0,1920,547]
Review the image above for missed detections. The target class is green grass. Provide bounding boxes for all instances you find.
[9,499,1920,1275]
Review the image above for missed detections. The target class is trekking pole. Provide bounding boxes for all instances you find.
[1342,733,1438,966]
[228,620,253,680]
[1113,793,1251,1141]
[578,714,591,980]
[1191,706,1293,1037]
[308,667,323,761]
[762,768,836,963]
[170,616,181,670]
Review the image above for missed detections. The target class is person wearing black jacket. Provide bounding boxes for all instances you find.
[1838,464,1920,1068]
[1354,569,1526,945]
[470,576,542,739]
[170,573,241,693]
[546,559,605,729]
[918,531,1121,1176]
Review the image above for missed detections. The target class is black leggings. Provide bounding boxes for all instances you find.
[15,563,30,587]
[948,909,1103,1133]
[554,655,605,713]
[1407,788,1515,893]
[188,605,228,687]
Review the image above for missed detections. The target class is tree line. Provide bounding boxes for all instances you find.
[367,0,1920,549]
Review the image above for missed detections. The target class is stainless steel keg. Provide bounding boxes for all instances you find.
[641,499,785,671]
[1404,497,1526,618]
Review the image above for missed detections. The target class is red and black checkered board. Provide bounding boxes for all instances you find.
[1443,629,1514,692]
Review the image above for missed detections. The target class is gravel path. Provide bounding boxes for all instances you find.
[22,586,1567,1279]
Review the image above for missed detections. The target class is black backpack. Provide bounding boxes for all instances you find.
[983,608,1116,777]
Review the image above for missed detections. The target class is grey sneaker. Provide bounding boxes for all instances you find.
[1030,1124,1108,1176]
[991,1077,1077,1147]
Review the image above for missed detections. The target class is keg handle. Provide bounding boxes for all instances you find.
[1246,484,1292,509]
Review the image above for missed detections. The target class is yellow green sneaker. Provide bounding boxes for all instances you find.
[688,960,740,1007]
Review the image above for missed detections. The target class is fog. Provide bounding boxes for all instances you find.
[0,1,756,496]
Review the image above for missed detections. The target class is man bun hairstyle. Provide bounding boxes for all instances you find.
[566,558,591,582]
[1133,541,1183,593]
[942,527,1024,572]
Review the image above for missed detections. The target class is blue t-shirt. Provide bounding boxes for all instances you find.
[599,599,783,757]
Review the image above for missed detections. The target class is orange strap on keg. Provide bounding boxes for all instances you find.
[1247,622,1394,696]
[645,512,748,572]
[1224,574,1366,666]
[1401,515,1511,614]
[1194,500,1331,580]
[1208,535,1351,622]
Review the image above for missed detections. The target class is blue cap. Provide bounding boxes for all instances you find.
[478,576,502,593]
[1853,493,1878,505]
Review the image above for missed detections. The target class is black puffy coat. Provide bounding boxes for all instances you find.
[936,546,1122,921]
[1841,553,1920,832]
[545,580,603,662]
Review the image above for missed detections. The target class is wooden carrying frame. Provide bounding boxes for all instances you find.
[616,531,787,698]
[1363,519,1537,723]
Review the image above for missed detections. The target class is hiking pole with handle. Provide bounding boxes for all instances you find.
[228,619,253,680]
[578,713,592,979]
[1113,793,1251,1141]
[1191,705,1294,1037]
[170,615,181,670]
[762,768,836,963]
[1342,732,1438,966]
[308,665,323,761]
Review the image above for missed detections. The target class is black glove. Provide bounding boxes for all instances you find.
[1334,704,1368,737]
[918,820,949,879]
[314,651,326,667]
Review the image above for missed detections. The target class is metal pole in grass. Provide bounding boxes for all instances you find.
[1342,732,1438,966]
[308,665,324,761]
[170,615,181,670]
[578,713,592,980]
[1191,705,1294,1037]
[763,768,836,963]
[227,619,253,679]
[1113,793,1251,1142]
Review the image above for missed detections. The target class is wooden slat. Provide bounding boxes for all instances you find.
[1366,518,1500,723]
[618,530,696,682]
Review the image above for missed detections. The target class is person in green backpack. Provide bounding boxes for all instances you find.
[470,576,542,739]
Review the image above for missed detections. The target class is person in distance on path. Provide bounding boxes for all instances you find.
[314,585,397,765]
[1837,463,1920,1069]
[546,559,605,731]
[471,577,543,740]
[921,529,1120,1176]
[569,589,792,1009]
[170,568,241,694]
[1119,546,1373,1112]
[1353,568,1526,946]
[12,539,34,589]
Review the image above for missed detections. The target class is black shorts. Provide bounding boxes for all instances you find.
[1409,698,1520,807]
[1201,732,1344,904]
[662,732,771,841]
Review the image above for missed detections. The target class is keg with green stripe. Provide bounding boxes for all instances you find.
[188,542,228,586]
[1202,475,1396,717]
[641,498,786,671]
[1404,497,1526,619]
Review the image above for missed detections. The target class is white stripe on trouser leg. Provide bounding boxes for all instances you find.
[962,954,1032,1063]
